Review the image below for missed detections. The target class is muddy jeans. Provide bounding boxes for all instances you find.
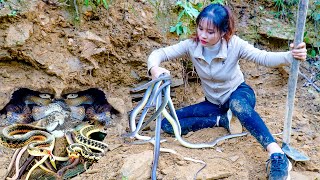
[161,82,276,149]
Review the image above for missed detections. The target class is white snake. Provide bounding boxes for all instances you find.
[128,75,248,179]
[128,75,248,148]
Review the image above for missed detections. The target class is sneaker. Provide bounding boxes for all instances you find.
[267,153,292,180]
[216,109,243,134]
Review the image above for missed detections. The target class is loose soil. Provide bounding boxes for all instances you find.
[0,0,319,179]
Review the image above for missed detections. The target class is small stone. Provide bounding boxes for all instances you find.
[176,160,186,166]
[216,147,223,153]
[229,155,240,162]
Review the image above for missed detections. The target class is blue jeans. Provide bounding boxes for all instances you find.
[161,82,276,149]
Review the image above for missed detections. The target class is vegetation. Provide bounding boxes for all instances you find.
[168,0,319,81]
[84,0,110,9]
[271,0,299,20]
[169,0,202,36]
[168,0,226,36]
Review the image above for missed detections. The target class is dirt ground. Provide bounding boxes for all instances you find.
[0,0,319,179]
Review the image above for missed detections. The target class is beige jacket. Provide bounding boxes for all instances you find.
[147,35,293,105]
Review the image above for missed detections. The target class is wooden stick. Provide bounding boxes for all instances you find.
[283,0,309,145]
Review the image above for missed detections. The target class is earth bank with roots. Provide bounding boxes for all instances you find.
[0,0,319,179]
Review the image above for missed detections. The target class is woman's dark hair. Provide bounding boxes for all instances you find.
[192,3,235,42]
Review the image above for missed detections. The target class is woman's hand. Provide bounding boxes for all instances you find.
[150,66,170,79]
[290,42,307,61]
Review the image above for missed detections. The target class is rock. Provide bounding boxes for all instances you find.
[258,18,295,40]
[5,21,33,47]
[78,31,109,44]
[108,97,125,114]
[229,155,240,162]
[171,78,184,87]
[120,150,153,179]
[0,50,11,61]
[130,70,141,81]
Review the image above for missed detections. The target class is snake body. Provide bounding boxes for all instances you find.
[64,93,113,124]
[129,75,249,180]
[86,105,112,124]
[67,143,103,160]
[67,124,108,160]
[0,124,57,180]
[4,93,52,125]
[64,94,94,107]
[0,124,54,150]
[129,76,248,148]
[5,105,32,124]
[24,94,52,106]
[1,89,113,179]
[32,103,64,121]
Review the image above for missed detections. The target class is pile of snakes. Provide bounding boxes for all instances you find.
[0,88,113,180]
[124,74,249,180]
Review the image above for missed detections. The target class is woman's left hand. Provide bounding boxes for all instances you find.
[290,42,307,61]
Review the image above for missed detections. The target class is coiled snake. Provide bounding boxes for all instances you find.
[0,123,54,150]
[1,89,113,179]
[0,123,59,180]
[67,124,108,160]
[4,93,53,125]
[127,74,249,180]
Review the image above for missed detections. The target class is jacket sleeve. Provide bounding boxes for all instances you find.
[236,36,293,67]
[147,39,192,73]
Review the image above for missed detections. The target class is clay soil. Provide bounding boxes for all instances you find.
[0,0,319,179]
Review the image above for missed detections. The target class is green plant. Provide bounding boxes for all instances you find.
[304,0,320,58]
[170,0,203,36]
[210,0,225,5]
[70,0,110,22]
[271,0,298,20]
[84,0,109,9]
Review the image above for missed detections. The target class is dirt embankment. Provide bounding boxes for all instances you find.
[0,0,319,179]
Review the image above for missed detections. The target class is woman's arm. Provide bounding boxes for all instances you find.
[147,39,193,78]
[236,36,306,66]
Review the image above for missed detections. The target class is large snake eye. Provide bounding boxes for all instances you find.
[67,93,79,99]
[39,94,51,99]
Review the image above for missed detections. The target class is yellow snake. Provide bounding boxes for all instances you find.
[67,124,108,160]
[0,124,54,150]
[0,124,71,179]
[0,124,56,180]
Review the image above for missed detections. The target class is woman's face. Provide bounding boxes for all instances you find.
[197,19,223,47]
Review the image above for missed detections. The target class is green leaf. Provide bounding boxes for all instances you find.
[311,49,316,57]
[176,28,181,35]
[8,10,17,16]
[195,3,203,9]
[315,13,320,21]
[304,37,310,44]
[103,0,109,9]
[170,26,176,32]
[183,26,188,34]
[177,10,185,21]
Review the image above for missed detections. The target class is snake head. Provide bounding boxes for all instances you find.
[68,152,80,160]
[49,153,57,169]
